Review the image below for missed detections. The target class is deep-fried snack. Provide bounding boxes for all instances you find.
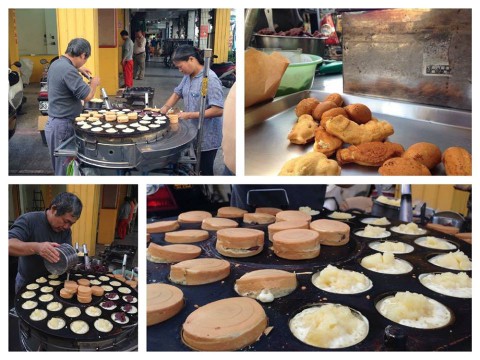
[295,98,320,117]
[378,157,431,176]
[343,104,372,124]
[287,115,318,144]
[336,142,404,166]
[324,93,344,107]
[278,152,341,176]
[320,108,349,128]
[312,101,338,121]
[325,115,394,145]
[313,127,343,157]
[402,142,441,170]
[442,147,472,175]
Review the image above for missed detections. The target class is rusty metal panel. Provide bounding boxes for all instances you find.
[343,9,471,111]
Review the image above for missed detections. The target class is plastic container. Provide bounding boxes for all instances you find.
[275,54,323,97]
[44,243,78,275]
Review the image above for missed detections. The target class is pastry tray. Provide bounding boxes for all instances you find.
[15,272,138,341]
[146,214,471,351]
[244,90,471,176]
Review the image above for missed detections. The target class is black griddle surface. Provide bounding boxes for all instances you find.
[147,213,471,351]
[15,272,138,342]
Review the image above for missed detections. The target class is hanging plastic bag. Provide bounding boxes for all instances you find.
[66,159,82,176]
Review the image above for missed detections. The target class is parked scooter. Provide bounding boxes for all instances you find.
[8,61,26,138]
[38,56,59,115]
[211,55,236,88]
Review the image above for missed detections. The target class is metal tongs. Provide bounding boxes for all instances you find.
[399,185,413,222]
[83,244,91,270]
[121,254,128,278]
[81,72,92,82]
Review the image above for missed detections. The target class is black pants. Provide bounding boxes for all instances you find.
[199,149,218,175]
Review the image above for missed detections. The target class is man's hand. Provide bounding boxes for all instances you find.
[79,66,92,78]
[90,76,101,87]
[36,242,61,263]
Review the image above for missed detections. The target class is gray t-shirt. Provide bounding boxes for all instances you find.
[122,38,134,61]
[9,211,72,287]
[47,56,91,119]
[118,202,131,220]
[174,68,224,151]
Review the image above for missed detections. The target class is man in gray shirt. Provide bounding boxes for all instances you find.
[121,30,134,88]
[9,192,83,292]
[45,38,100,175]
[133,30,146,80]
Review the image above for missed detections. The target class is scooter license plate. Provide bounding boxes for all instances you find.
[39,101,48,111]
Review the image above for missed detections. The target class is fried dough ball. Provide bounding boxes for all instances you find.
[295,98,320,117]
[402,142,442,170]
[344,104,372,124]
[312,101,338,121]
[324,93,344,107]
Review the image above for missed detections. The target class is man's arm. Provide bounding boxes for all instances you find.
[9,238,60,263]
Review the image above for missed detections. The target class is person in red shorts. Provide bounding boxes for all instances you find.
[120,30,134,88]
[117,196,131,239]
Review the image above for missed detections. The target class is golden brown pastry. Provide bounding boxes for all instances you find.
[312,101,338,121]
[287,115,319,144]
[105,114,117,122]
[378,157,431,176]
[320,108,349,129]
[336,142,404,166]
[313,127,343,157]
[278,152,341,176]
[295,98,320,117]
[117,115,129,123]
[442,147,472,175]
[343,104,372,124]
[325,115,394,145]
[402,142,441,170]
[324,93,344,107]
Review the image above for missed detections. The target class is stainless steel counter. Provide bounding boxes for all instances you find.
[245,90,471,176]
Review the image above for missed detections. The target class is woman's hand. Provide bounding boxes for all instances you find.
[178,112,190,120]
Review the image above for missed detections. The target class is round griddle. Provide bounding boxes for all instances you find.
[15,272,138,343]
[75,110,170,138]
[147,212,472,351]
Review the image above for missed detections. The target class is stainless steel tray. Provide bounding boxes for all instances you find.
[245,90,471,176]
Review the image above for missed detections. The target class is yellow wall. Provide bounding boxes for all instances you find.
[97,184,129,245]
[8,9,19,66]
[97,209,118,245]
[117,9,125,75]
[56,9,100,97]
[213,9,231,63]
[99,47,119,95]
[412,185,469,215]
[67,185,100,256]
